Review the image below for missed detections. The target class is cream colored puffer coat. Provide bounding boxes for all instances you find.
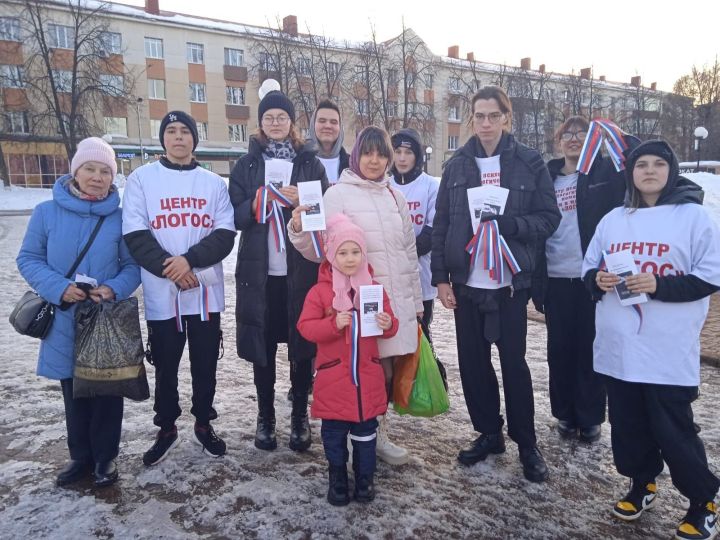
[289,169,423,357]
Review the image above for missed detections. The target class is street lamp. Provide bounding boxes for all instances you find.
[694,126,708,172]
[135,97,145,165]
[424,146,433,173]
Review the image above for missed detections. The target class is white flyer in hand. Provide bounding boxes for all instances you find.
[467,185,510,231]
[298,180,326,232]
[602,250,648,306]
[359,285,383,337]
[265,159,294,189]
[75,273,98,288]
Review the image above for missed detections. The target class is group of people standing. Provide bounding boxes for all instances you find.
[17,80,720,539]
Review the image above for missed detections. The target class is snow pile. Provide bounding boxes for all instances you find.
[0,185,53,211]
[686,172,720,225]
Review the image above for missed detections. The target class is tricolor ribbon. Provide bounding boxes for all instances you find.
[174,283,211,333]
[465,220,521,284]
[599,251,643,334]
[255,184,294,252]
[350,311,360,387]
[577,119,629,174]
[311,230,325,259]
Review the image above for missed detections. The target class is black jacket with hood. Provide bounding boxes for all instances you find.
[583,139,718,303]
[431,133,561,291]
[229,137,329,366]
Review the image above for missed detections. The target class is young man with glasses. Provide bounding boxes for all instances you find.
[122,110,236,466]
[532,116,639,445]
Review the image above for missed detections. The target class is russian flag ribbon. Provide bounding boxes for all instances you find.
[255,184,295,252]
[465,220,521,284]
[350,311,360,387]
[174,283,211,332]
[311,230,325,259]
[577,119,629,174]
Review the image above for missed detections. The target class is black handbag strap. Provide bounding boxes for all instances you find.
[65,216,106,279]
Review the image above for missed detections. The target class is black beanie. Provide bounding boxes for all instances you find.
[625,139,675,173]
[258,91,295,123]
[160,110,199,151]
[391,128,423,165]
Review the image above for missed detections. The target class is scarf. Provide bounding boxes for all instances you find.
[67,179,113,201]
[263,139,297,161]
[331,260,373,312]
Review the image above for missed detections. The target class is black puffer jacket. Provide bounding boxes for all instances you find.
[229,137,329,366]
[431,133,560,290]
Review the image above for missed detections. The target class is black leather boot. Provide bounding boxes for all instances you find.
[94,460,118,488]
[327,465,350,506]
[255,391,277,451]
[457,432,506,465]
[353,472,376,503]
[56,459,91,487]
[289,389,311,452]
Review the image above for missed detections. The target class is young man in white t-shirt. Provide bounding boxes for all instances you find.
[122,111,236,466]
[306,99,349,184]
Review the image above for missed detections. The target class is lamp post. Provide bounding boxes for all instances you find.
[694,126,708,172]
[424,146,433,173]
[135,97,145,165]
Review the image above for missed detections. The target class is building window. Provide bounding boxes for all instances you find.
[355,64,368,82]
[148,79,165,99]
[189,82,207,103]
[226,86,245,105]
[0,65,24,88]
[356,99,368,116]
[448,105,460,122]
[297,58,312,77]
[186,42,204,64]
[48,24,74,49]
[258,52,277,72]
[448,77,462,94]
[150,119,162,139]
[196,122,208,141]
[51,70,73,92]
[448,135,459,150]
[229,124,247,143]
[0,17,21,41]
[5,111,29,133]
[144,37,163,59]
[224,47,244,67]
[424,72,434,89]
[387,101,398,117]
[104,117,127,137]
[100,74,124,96]
[328,62,339,80]
[100,32,122,55]
[387,68,398,86]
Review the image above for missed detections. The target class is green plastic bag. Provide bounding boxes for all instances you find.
[394,332,449,417]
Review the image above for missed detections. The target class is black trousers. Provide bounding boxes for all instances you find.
[254,276,312,399]
[453,288,537,448]
[544,277,606,427]
[605,376,719,505]
[147,313,221,431]
[321,418,378,475]
[61,378,123,463]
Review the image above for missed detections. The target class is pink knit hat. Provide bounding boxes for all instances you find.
[325,214,373,312]
[70,137,117,178]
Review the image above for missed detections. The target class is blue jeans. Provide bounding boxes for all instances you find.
[321,418,378,475]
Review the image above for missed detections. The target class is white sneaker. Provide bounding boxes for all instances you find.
[375,414,409,465]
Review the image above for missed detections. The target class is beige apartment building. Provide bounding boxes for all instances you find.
[1,0,692,187]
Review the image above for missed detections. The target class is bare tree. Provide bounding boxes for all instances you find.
[18,0,137,159]
[673,57,720,125]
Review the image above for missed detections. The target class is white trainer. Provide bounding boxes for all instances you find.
[375,414,409,465]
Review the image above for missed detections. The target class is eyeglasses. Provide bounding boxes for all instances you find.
[560,131,587,142]
[262,115,290,125]
[473,112,505,124]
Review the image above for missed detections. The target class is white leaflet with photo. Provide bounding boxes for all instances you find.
[603,249,648,306]
[298,180,326,231]
[264,159,294,189]
[467,185,510,231]
[359,284,383,337]
[75,274,98,288]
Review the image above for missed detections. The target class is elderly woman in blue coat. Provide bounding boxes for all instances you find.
[17,137,140,488]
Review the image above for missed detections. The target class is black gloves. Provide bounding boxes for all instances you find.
[481,214,518,237]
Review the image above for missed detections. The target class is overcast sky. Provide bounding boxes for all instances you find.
[118,0,719,92]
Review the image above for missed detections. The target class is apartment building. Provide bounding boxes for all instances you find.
[0,0,691,187]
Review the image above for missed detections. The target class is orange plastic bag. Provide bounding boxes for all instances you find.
[391,324,422,408]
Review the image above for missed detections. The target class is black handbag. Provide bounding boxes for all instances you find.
[9,216,106,339]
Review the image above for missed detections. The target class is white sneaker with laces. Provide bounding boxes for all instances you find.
[375,414,409,465]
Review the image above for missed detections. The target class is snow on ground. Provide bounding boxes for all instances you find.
[1,214,719,539]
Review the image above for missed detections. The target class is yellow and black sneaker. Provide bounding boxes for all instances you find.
[612,479,658,521]
[675,501,718,540]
